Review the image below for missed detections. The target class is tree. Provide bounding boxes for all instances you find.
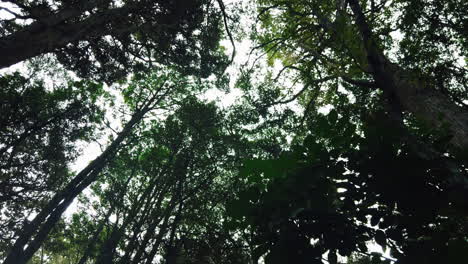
[0,0,228,81]
[0,72,105,254]
[251,0,468,152]
[223,2,468,258]
[226,55,467,263]
[1,1,231,261]
[22,96,254,264]
[1,69,191,264]
[226,94,467,264]
[1,1,467,264]
[90,97,252,264]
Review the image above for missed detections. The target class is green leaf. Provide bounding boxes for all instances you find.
[357,242,368,253]
[290,207,305,218]
[375,230,386,250]
[370,215,380,227]
[226,198,248,219]
[328,109,338,125]
[328,250,337,264]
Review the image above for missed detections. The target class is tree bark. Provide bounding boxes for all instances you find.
[347,0,468,151]
[133,160,188,264]
[119,178,171,264]
[0,4,139,69]
[94,167,164,264]
[140,200,178,264]
[76,206,114,264]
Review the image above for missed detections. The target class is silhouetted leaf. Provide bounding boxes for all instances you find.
[328,250,338,264]
[375,230,386,250]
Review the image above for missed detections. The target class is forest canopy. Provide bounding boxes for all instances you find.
[0,0,467,264]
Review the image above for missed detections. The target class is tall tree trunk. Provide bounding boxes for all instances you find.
[119,179,171,264]
[76,206,114,264]
[94,164,164,264]
[3,93,160,264]
[76,175,131,264]
[347,0,468,151]
[140,200,178,264]
[133,159,188,264]
[0,5,138,69]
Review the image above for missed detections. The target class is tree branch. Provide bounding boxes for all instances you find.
[265,75,336,108]
[341,76,378,89]
[216,0,236,70]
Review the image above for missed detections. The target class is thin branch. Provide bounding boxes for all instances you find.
[257,4,281,20]
[298,90,319,127]
[265,76,336,107]
[103,119,119,135]
[0,6,29,19]
[216,0,236,70]
[273,64,301,82]
[341,76,378,89]
[356,250,397,262]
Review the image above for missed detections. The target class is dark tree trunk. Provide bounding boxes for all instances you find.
[119,179,171,264]
[76,207,114,264]
[95,166,163,264]
[0,5,138,69]
[3,94,159,264]
[132,167,186,264]
[347,0,468,151]
[139,201,177,264]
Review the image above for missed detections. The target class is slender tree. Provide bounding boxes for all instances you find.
[2,70,186,264]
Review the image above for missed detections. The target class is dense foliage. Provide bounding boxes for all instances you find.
[0,0,228,81]
[0,0,466,264]
[0,72,105,249]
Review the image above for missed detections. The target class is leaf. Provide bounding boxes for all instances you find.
[328,250,338,264]
[226,198,248,219]
[315,115,330,137]
[223,219,239,231]
[264,252,279,264]
[357,242,368,253]
[253,244,269,260]
[371,252,383,264]
[264,246,289,264]
[375,230,387,250]
[379,215,393,229]
[328,109,338,125]
[290,207,305,218]
[370,215,380,227]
